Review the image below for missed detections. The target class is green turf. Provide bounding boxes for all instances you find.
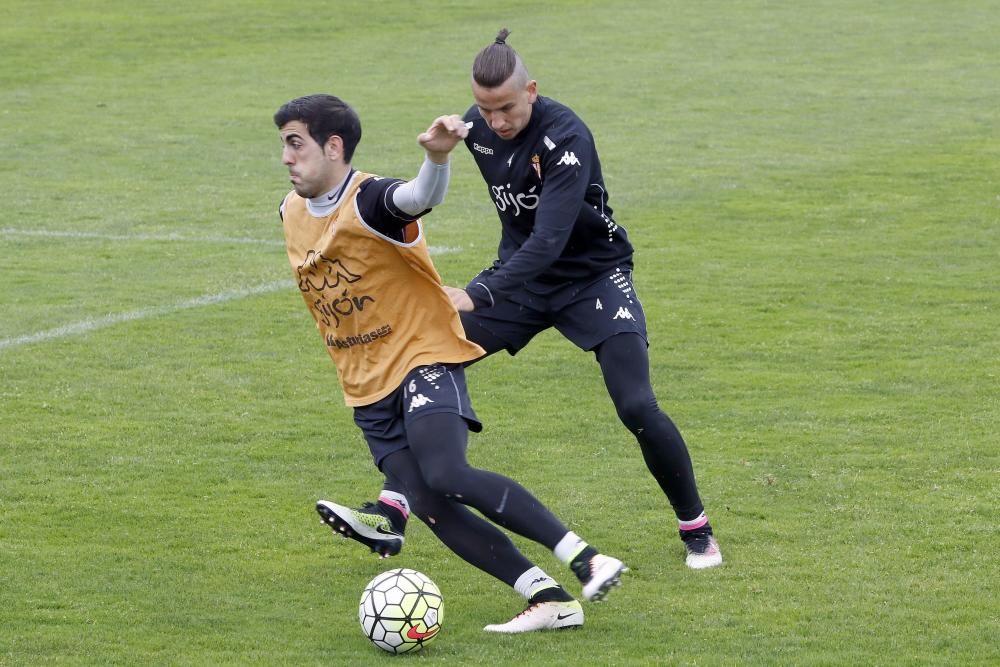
[2,1,997,664]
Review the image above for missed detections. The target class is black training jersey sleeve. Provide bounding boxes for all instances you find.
[355,175,429,242]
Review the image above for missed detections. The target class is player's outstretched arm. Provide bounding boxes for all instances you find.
[393,115,468,216]
[417,114,468,164]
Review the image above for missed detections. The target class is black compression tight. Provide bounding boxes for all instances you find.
[596,333,705,521]
[379,412,570,586]
[405,412,568,549]
[381,447,533,587]
[382,333,706,523]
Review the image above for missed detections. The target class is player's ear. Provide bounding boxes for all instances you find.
[526,80,538,103]
[325,135,345,161]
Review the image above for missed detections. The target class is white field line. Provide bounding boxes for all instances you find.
[0,228,457,255]
[0,227,286,246]
[0,280,290,351]
[0,229,457,351]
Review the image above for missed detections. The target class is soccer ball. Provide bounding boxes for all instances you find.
[359,568,444,654]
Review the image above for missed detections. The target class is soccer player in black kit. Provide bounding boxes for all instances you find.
[318,29,723,570]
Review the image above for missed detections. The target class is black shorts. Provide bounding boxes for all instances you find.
[353,363,482,469]
[462,266,648,355]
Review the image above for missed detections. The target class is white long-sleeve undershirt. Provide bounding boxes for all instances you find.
[391,157,450,215]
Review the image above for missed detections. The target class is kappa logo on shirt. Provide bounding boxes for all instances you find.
[556,151,581,166]
[408,393,435,412]
[613,307,635,321]
[297,251,362,292]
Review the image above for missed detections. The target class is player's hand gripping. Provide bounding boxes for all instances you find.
[418,115,469,164]
[443,286,474,312]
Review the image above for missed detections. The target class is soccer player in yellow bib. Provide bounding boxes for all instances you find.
[275,94,626,633]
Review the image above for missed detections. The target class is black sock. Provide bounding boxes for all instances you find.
[375,500,407,535]
[679,520,713,538]
[528,586,574,604]
[569,545,599,583]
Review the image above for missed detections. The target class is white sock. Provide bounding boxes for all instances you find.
[378,491,410,519]
[514,567,557,600]
[678,512,709,531]
[554,531,588,565]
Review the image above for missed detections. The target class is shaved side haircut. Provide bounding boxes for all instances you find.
[472,28,531,89]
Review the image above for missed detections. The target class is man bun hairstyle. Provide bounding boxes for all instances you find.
[273,94,362,163]
[472,28,528,88]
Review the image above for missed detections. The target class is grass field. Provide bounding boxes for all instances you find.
[2,1,997,664]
